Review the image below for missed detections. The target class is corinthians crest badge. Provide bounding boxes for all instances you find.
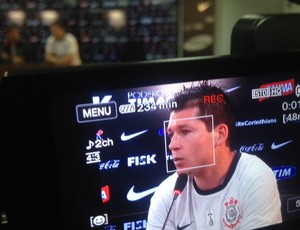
[223,197,241,229]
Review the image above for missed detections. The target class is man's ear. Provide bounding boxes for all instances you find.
[215,123,228,146]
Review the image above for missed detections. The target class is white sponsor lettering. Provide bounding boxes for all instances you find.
[124,219,147,230]
[127,154,156,167]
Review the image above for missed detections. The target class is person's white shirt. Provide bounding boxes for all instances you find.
[45,32,82,66]
[147,152,282,230]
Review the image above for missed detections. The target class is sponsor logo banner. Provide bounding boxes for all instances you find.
[254,78,295,102]
[272,166,296,180]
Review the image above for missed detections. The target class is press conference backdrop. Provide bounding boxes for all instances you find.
[49,74,300,229]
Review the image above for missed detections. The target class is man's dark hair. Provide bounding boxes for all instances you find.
[170,81,235,148]
[51,19,66,29]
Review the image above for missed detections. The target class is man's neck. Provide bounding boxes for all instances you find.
[193,150,235,191]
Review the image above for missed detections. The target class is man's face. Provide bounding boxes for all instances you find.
[50,25,65,40]
[8,28,21,43]
[167,106,214,174]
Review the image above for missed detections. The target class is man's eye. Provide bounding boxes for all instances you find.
[182,130,190,135]
[168,133,174,139]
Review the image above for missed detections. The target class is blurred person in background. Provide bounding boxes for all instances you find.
[44,20,82,66]
[0,25,33,65]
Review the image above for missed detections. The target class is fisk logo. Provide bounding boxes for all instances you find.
[273,166,296,180]
[127,154,157,167]
[124,219,147,230]
[101,185,110,203]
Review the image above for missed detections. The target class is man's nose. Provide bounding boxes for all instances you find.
[169,134,180,151]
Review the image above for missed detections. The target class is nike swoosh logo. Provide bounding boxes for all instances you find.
[127,185,157,201]
[121,130,148,141]
[177,222,193,230]
[271,140,293,150]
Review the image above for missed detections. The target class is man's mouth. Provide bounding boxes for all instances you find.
[173,156,184,165]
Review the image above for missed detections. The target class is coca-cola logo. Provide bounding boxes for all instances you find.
[239,143,265,154]
[99,159,120,170]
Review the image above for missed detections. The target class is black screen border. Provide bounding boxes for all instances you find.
[1,51,300,229]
